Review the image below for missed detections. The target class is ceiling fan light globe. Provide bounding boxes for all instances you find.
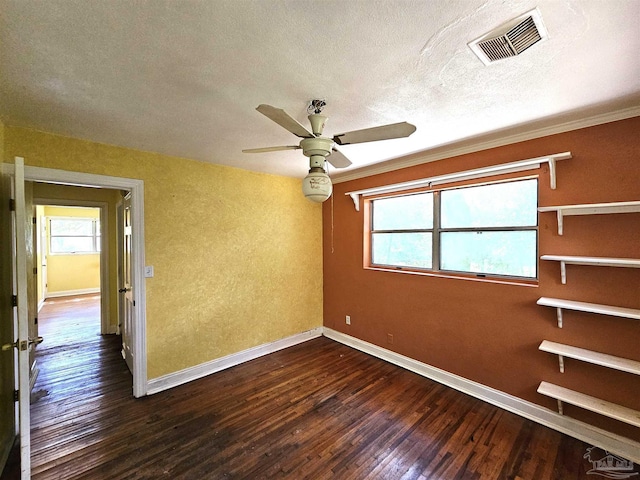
[302,170,332,203]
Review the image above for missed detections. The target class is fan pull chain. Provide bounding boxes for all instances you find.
[331,188,335,254]
[326,160,335,254]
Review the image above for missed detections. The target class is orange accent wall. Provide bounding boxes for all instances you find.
[323,117,640,441]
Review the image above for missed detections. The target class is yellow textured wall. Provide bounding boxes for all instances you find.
[0,119,4,163]
[43,206,101,294]
[5,126,323,379]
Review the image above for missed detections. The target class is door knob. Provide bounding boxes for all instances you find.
[118,288,130,293]
[2,340,29,351]
[2,341,17,351]
[29,336,44,347]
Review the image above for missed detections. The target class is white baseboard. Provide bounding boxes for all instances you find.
[322,327,640,464]
[45,288,100,298]
[147,327,323,395]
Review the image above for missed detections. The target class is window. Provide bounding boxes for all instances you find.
[49,217,101,254]
[370,178,538,279]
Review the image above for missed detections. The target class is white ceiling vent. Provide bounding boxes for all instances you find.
[469,8,549,65]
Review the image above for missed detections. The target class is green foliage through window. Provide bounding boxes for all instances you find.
[370,179,538,279]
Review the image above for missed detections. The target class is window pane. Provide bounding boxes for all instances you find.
[50,218,94,236]
[372,233,432,268]
[441,179,537,228]
[373,193,433,230]
[51,237,94,253]
[440,231,537,277]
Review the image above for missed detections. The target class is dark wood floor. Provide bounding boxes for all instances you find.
[2,295,625,479]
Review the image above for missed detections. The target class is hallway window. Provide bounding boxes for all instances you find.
[49,217,101,254]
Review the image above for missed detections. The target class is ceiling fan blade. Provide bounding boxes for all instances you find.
[333,121,416,146]
[328,147,352,168]
[242,145,301,153]
[256,104,314,139]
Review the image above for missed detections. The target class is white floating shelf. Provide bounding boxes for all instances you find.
[538,200,640,235]
[345,152,572,211]
[537,297,640,328]
[539,340,640,375]
[537,381,640,427]
[540,255,640,284]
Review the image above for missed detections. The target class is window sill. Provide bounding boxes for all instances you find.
[364,265,539,287]
[49,252,101,256]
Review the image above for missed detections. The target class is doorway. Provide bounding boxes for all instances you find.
[21,166,147,398]
[33,201,111,336]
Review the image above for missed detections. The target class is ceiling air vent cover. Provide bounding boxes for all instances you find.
[469,8,548,65]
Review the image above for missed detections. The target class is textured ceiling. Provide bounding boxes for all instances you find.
[1,0,639,180]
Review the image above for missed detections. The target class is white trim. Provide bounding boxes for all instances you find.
[333,107,640,184]
[322,327,640,464]
[44,288,101,298]
[147,328,323,395]
[19,165,147,398]
[345,152,571,211]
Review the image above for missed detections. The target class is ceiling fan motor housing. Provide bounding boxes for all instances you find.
[300,137,333,161]
[308,114,327,135]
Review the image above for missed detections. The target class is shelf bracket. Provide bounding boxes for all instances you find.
[560,261,567,284]
[557,399,564,415]
[556,210,564,236]
[349,193,360,212]
[558,354,565,373]
[556,307,563,328]
[548,157,557,189]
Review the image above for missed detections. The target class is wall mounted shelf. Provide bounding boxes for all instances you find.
[537,201,640,235]
[539,340,640,375]
[537,297,640,328]
[345,152,572,211]
[540,255,640,284]
[537,381,640,427]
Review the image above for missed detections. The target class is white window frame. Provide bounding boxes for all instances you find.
[368,176,539,281]
[48,216,101,255]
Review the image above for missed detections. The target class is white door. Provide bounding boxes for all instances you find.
[120,193,134,373]
[0,162,16,476]
[9,158,40,479]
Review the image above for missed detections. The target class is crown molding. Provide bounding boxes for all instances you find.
[332,106,640,184]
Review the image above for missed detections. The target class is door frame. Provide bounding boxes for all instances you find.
[34,200,111,334]
[17,163,147,397]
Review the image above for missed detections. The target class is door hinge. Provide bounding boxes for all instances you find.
[11,295,17,307]
[14,390,18,402]
[34,316,38,325]
[9,199,15,211]
[32,217,37,224]
[33,267,38,275]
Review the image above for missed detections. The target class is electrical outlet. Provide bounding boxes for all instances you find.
[387,333,394,344]
[345,315,351,325]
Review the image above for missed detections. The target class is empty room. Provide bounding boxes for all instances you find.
[0,1,639,479]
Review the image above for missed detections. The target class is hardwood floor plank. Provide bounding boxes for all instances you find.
[3,294,637,479]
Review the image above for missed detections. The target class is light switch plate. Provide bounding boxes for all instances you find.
[144,266,154,278]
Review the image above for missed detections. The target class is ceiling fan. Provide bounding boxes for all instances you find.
[243,100,417,202]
